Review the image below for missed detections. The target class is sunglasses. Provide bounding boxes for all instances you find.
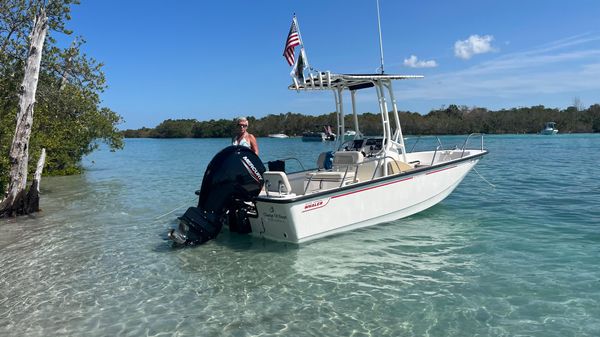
[238,124,248,128]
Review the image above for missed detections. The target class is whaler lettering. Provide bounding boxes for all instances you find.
[304,200,323,210]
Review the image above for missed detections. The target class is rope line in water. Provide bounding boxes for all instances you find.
[153,197,197,220]
[473,167,496,189]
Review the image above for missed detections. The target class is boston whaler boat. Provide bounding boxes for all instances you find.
[252,73,488,243]
[167,14,488,246]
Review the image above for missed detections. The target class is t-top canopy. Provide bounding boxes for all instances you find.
[289,72,424,91]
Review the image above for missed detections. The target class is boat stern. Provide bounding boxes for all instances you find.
[250,201,303,243]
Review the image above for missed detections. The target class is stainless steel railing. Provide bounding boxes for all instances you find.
[460,133,485,158]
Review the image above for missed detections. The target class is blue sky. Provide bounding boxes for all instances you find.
[60,0,600,129]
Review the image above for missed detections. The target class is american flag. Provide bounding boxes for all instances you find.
[283,18,300,66]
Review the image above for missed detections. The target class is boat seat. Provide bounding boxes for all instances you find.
[306,151,360,184]
[316,151,334,170]
[304,170,356,193]
[304,151,363,185]
[387,160,414,174]
[264,171,295,197]
[306,170,356,182]
[333,151,364,166]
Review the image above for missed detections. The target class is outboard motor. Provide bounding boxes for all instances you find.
[168,146,265,245]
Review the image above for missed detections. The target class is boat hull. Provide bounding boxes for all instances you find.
[540,129,558,135]
[249,156,480,244]
[541,122,558,135]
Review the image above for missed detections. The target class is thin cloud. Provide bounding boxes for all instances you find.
[289,34,600,113]
[403,55,438,68]
[454,34,496,60]
[395,34,600,103]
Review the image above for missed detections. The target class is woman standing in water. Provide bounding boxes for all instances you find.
[232,117,259,155]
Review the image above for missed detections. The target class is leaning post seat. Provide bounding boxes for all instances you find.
[263,171,295,197]
[332,151,364,166]
[304,151,363,192]
[316,151,334,170]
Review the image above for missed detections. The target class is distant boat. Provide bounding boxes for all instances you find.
[301,131,327,141]
[302,125,336,142]
[343,130,357,140]
[301,131,335,142]
[540,122,558,135]
[268,133,289,138]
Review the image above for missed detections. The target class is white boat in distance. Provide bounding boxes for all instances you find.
[540,122,558,135]
[248,72,488,243]
[268,133,289,138]
[343,129,357,141]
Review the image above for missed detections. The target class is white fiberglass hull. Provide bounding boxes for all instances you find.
[249,155,481,244]
[540,129,558,135]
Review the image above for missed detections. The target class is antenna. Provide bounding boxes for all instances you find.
[376,0,385,74]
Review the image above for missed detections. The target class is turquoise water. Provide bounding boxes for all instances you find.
[1,134,599,336]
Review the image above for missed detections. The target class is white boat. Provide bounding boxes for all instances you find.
[245,73,488,243]
[167,15,489,246]
[268,133,289,138]
[343,130,357,141]
[540,122,558,135]
[169,73,489,246]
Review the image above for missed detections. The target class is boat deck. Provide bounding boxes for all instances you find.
[258,147,485,202]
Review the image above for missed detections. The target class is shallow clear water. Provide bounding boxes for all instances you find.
[1,135,599,336]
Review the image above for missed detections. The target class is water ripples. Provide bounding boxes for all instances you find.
[1,135,600,336]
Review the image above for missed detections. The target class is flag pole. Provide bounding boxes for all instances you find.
[293,15,310,71]
[376,0,385,74]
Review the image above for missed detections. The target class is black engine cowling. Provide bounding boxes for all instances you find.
[168,146,265,245]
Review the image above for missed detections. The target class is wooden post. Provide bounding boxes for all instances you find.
[24,148,46,213]
[0,9,48,217]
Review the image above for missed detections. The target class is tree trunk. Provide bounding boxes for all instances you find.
[0,9,48,217]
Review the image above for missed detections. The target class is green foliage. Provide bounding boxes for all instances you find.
[121,104,600,139]
[31,81,123,174]
[192,119,232,138]
[0,107,13,192]
[122,127,153,138]
[589,104,600,132]
[1,0,123,188]
[153,119,196,138]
